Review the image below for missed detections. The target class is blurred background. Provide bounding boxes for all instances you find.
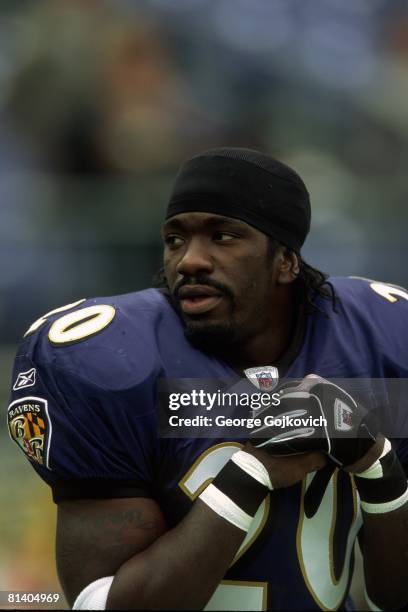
[1,0,408,608]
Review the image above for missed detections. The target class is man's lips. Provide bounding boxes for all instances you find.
[180,295,224,315]
[177,285,224,315]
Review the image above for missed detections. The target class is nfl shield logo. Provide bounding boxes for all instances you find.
[257,372,275,391]
[334,398,353,431]
[244,366,279,392]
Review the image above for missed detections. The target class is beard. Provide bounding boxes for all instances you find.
[183,318,239,353]
[169,274,240,353]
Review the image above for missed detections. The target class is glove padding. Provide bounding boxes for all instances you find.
[250,374,378,467]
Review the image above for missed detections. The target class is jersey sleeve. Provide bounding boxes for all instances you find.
[8,336,161,504]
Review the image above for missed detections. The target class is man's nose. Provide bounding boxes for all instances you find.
[176,239,214,277]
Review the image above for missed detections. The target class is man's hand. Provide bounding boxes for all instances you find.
[244,442,327,489]
[250,374,378,467]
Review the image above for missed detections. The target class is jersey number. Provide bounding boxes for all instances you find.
[370,281,408,303]
[180,444,361,611]
[24,301,116,345]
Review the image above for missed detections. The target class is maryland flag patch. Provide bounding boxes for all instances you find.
[7,396,51,468]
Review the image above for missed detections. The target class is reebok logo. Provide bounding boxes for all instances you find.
[13,368,36,391]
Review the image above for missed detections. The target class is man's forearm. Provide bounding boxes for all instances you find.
[106,498,246,610]
[361,505,408,610]
[106,446,273,609]
[350,438,408,609]
[105,448,326,610]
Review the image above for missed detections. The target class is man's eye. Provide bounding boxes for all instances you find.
[213,232,238,242]
[164,235,185,248]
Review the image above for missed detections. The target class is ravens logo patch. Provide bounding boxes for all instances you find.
[7,396,51,468]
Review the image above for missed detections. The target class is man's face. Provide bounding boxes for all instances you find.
[162,212,284,350]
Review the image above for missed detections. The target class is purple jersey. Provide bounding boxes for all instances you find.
[7,277,408,610]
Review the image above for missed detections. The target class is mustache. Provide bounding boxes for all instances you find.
[173,275,235,303]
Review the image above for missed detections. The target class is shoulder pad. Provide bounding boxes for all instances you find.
[18,289,169,391]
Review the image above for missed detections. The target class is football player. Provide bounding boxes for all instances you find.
[7,148,408,610]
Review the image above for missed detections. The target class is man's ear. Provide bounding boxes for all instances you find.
[277,250,300,284]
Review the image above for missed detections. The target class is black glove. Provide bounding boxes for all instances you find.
[250,374,379,467]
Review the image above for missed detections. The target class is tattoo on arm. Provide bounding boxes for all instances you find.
[57,499,166,604]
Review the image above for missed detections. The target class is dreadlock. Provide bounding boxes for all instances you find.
[267,238,337,314]
[297,258,338,314]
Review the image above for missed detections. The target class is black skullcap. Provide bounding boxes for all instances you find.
[166,147,311,253]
